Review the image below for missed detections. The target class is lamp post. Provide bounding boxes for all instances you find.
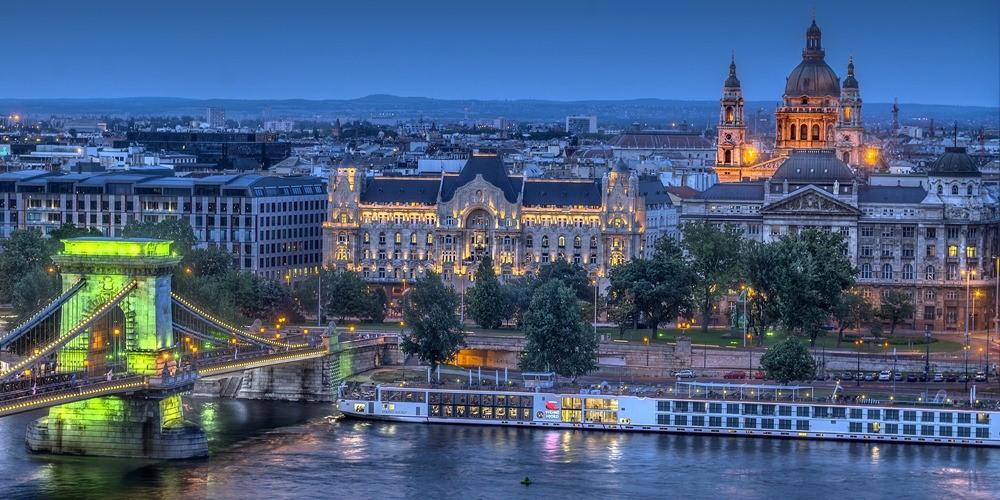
[592,277,599,341]
[316,268,323,327]
[924,324,932,396]
[855,339,863,387]
[964,344,970,390]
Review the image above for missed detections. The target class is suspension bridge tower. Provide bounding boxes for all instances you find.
[25,238,208,459]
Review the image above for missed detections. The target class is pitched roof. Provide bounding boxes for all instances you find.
[611,133,713,150]
[857,185,928,204]
[360,177,440,205]
[771,150,854,183]
[439,154,519,203]
[693,183,765,201]
[522,179,601,207]
[665,186,699,199]
[638,177,672,206]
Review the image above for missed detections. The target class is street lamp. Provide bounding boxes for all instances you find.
[855,339,864,387]
[592,277,599,341]
[964,344,971,390]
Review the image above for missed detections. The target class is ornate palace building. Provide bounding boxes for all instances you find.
[715,19,875,183]
[323,152,669,289]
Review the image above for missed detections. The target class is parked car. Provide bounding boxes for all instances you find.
[878,370,892,381]
[906,373,918,382]
[814,372,829,381]
[933,372,945,382]
[753,371,766,380]
[723,371,747,380]
[945,373,958,382]
[839,372,855,381]
[975,371,987,382]
[863,373,875,382]
[893,372,904,381]
[918,373,928,382]
[674,369,696,379]
[958,373,969,383]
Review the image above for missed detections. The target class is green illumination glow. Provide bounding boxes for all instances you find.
[61,238,173,257]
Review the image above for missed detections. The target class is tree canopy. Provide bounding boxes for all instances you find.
[879,290,915,336]
[608,237,695,335]
[520,280,598,378]
[832,290,874,345]
[759,338,816,384]
[122,218,197,256]
[400,272,464,371]
[681,221,744,332]
[467,256,506,329]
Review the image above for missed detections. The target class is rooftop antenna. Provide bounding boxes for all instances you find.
[953,121,958,147]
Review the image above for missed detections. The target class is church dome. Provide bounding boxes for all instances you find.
[842,57,858,89]
[927,147,981,177]
[784,20,841,98]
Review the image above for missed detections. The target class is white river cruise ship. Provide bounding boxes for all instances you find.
[338,382,1000,447]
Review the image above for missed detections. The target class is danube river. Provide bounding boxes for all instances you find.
[0,397,997,499]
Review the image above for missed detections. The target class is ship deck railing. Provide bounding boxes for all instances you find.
[339,380,1000,412]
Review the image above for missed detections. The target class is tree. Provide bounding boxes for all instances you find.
[759,338,817,384]
[879,290,915,336]
[771,230,855,346]
[363,287,388,323]
[520,280,598,378]
[607,288,638,338]
[467,256,506,329]
[0,229,51,302]
[122,218,197,255]
[323,271,373,321]
[11,268,60,319]
[832,290,874,345]
[536,260,593,301]
[681,221,744,332]
[400,272,464,372]
[47,223,102,254]
[741,240,781,346]
[608,237,695,336]
[500,276,535,327]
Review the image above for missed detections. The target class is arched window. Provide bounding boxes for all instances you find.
[800,124,808,140]
[725,106,734,122]
[378,232,386,245]
[789,124,796,140]
[842,152,850,164]
[811,124,820,140]
[724,150,732,164]
[541,235,549,248]
[861,263,872,279]
[951,185,959,195]
[844,107,852,120]
[410,233,417,245]
[882,263,893,280]
[558,236,566,248]
[574,236,582,248]
[967,185,974,196]
[902,264,914,280]
[363,232,370,243]
[525,235,534,248]
[590,236,598,249]
[394,232,401,244]
[925,265,936,280]
[937,185,943,195]
[426,233,433,245]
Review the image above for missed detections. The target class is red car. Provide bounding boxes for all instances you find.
[753,371,766,380]
[723,371,747,380]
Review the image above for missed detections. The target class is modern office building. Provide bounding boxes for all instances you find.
[0,169,326,281]
[126,131,290,170]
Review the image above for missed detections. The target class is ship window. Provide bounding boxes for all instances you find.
[868,422,881,433]
[796,420,810,431]
[849,422,863,432]
[884,424,899,434]
[939,426,953,437]
[958,427,971,437]
[743,418,756,428]
[976,428,989,438]
[657,414,671,425]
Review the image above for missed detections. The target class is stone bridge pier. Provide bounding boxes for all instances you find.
[228,337,402,402]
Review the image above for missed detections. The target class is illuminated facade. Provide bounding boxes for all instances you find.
[715,19,874,183]
[684,147,999,332]
[323,153,649,285]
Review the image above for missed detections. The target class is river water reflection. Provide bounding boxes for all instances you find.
[0,397,996,499]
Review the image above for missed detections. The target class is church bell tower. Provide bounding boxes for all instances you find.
[716,55,748,167]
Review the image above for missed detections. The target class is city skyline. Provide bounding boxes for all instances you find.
[0,0,997,107]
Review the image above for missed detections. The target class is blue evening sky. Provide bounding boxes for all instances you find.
[2,0,998,106]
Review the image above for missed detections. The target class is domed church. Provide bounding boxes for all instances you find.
[715,19,871,183]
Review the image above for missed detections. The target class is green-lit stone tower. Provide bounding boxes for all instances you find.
[26,238,208,459]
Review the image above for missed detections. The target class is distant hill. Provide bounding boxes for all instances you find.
[0,95,995,127]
